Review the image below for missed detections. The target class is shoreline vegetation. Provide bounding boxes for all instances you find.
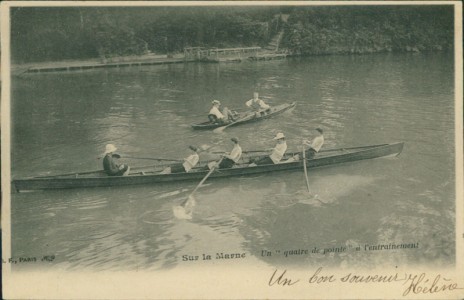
[11,6,453,73]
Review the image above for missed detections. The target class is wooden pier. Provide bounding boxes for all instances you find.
[26,57,188,74]
[18,25,289,75]
[249,53,288,61]
[21,43,287,74]
[184,46,261,63]
[184,46,287,63]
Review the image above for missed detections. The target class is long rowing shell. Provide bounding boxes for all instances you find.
[12,142,404,192]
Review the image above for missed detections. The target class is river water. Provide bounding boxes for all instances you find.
[10,52,455,271]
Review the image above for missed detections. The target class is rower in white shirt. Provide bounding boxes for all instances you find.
[303,128,324,159]
[245,92,271,117]
[220,137,242,168]
[251,132,287,166]
[207,137,242,170]
[208,100,235,124]
[161,145,200,174]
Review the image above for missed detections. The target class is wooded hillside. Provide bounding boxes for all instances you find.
[281,6,453,55]
[11,6,453,63]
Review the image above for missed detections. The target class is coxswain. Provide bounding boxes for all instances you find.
[245,92,270,117]
[161,145,200,174]
[303,128,324,159]
[102,144,131,176]
[251,132,287,166]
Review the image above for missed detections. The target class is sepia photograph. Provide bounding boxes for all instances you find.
[2,1,463,299]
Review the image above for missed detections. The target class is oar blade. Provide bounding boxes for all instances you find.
[173,157,222,219]
[213,125,227,133]
[173,205,192,220]
[174,194,196,220]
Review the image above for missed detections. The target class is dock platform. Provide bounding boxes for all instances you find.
[25,57,188,74]
[17,48,288,75]
[249,53,288,61]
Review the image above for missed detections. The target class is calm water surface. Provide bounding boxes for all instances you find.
[11,52,455,271]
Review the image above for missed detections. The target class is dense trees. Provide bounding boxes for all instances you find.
[10,6,453,63]
[281,6,454,55]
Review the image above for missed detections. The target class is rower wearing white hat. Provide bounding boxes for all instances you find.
[209,100,224,121]
[208,100,236,124]
[102,144,131,176]
[251,132,287,166]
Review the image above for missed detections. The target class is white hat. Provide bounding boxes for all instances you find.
[212,100,221,105]
[273,132,285,140]
[104,144,117,154]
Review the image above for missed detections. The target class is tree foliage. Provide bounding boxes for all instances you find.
[281,6,453,55]
[10,6,453,63]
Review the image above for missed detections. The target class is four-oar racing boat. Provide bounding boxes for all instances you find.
[12,142,404,192]
[191,102,296,130]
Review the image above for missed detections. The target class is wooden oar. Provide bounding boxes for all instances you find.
[213,113,255,133]
[33,169,104,179]
[97,154,181,162]
[212,149,272,155]
[282,144,391,157]
[180,156,224,207]
[302,146,310,193]
[122,156,182,162]
[217,144,379,155]
[233,144,389,156]
[319,144,388,153]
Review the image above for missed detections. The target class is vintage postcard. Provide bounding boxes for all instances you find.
[1,1,463,299]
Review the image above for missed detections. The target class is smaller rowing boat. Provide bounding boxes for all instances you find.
[12,142,403,192]
[191,102,296,130]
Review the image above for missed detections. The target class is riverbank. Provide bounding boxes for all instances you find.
[12,53,186,76]
[13,47,451,76]
[10,6,452,74]
[12,50,290,75]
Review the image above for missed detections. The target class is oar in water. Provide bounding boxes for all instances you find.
[302,146,310,193]
[213,114,254,133]
[173,156,225,220]
[181,156,225,207]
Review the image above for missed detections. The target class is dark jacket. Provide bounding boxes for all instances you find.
[103,154,126,176]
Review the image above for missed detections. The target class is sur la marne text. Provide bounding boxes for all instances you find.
[182,252,245,261]
[268,267,463,296]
